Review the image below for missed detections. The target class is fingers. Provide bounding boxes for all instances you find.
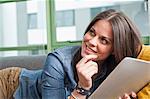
[77,55,97,67]
[121,93,131,99]
[118,92,137,99]
[77,61,98,79]
[76,55,98,90]
[76,55,98,79]
[77,60,98,71]
[130,92,137,98]
[118,96,122,99]
[77,60,98,78]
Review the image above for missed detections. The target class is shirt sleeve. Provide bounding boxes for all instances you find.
[41,53,66,99]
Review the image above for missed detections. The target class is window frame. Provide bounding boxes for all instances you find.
[0,0,49,55]
[48,0,81,51]
[52,0,149,47]
[0,0,149,56]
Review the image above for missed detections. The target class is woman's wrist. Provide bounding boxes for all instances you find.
[70,88,87,99]
[78,81,91,90]
[76,84,91,96]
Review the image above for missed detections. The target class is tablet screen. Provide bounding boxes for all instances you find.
[90,57,150,99]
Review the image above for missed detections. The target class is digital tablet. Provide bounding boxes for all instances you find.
[90,57,150,99]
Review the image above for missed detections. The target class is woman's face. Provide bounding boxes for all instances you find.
[81,20,114,61]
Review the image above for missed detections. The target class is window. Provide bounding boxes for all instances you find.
[54,0,150,46]
[56,10,75,27]
[0,0,47,57]
[90,5,120,19]
[28,13,37,29]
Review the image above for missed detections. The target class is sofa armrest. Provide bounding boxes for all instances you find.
[0,55,47,70]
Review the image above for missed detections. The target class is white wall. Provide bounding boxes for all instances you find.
[2,3,18,56]
[75,8,91,41]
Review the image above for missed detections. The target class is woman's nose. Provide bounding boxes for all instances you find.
[88,36,98,47]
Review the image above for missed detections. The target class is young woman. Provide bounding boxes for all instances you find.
[0,9,149,99]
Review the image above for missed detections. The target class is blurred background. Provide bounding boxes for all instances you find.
[0,0,149,57]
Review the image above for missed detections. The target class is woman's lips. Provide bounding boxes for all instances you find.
[85,44,96,54]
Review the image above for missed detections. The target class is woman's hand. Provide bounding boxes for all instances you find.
[118,92,137,99]
[76,54,98,90]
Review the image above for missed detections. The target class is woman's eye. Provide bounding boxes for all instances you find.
[100,38,109,45]
[89,29,95,37]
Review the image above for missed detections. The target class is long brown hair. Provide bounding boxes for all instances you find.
[72,9,142,82]
[84,9,142,64]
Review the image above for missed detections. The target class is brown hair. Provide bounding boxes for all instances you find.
[84,9,142,63]
[72,9,142,83]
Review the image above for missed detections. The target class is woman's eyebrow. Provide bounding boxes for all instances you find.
[91,27,113,42]
[90,27,95,31]
[101,36,112,42]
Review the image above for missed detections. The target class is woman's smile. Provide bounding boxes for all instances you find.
[85,43,97,55]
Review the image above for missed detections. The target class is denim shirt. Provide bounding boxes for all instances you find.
[14,46,108,99]
[14,69,42,99]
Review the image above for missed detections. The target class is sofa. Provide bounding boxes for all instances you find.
[0,55,47,70]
